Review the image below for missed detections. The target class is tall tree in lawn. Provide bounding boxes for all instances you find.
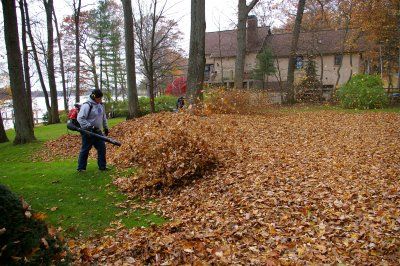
[0,111,8,143]
[43,0,60,123]
[18,0,34,128]
[134,0,182,112]
[186,0,206,107]
[121,0,139,119]
[1,0,35,144]
[23,0,51,121]
[0,88,10,143]
[334,0,353,89]
[73,0,82,103]
[286,0,306,104]
[234,0,259,90]
[53,7,68,112]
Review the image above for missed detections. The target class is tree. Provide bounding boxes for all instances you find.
[1,0,35,144]
[53,6,68,112]
[234,0,259,90]
[0,111,8,143]
[295,57,323,102]
[73,0,82,103]
[18,0,34,128]
[134,0,183,112]
[43,0,60,123]
[286,0,306,104]
[92,0,125,102]
[186,0,206,107]
[252,47,276,89]
[121,0,139,119]
[24,0,52,121]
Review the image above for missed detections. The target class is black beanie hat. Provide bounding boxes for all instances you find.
[91,89,103,99]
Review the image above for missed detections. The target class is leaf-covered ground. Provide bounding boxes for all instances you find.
[40,110,400,264]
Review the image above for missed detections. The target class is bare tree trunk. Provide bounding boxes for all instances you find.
[74,0,82,103]
[348,53,353,82]
[2,0,35,144]
[273,56,284,103]
[53,7,68,112]
[234,0,259,90]
[186,0,206,107]
[91,53,100,91]
[105,64,111,100]
[334,2,353,90]
[397,1,400,90]
[24,0,51,117]
[286,0,306,104]
[18,0,34,128]
[112,50,118,102]
[44,0,60,124]
[0,111,9,143]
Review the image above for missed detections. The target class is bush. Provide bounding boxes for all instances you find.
[0,185,70,265]
[59,110,68,123]
[105,95,178,117]
[337,74,388,109]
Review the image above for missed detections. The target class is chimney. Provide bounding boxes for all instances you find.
[246,15,258,48]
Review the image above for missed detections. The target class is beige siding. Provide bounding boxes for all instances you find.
[206,52,259,82]
[266,54,361,87]
[206,53,362,88]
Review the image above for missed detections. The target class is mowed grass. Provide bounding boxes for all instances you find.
[0,118,165,238]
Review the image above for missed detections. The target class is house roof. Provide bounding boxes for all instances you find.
[205,26,271,58]
[264,29,369,57]
[205,28,369,59]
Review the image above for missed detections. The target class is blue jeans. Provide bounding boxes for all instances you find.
[77,132,106,170]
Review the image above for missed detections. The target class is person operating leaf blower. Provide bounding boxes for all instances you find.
[76,89,110,172]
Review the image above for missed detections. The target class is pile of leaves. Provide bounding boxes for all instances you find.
[0,184,70,264]
[108,112,219,193]
[72,111,400,264]
[203,87,273,115]
[34,134,99,161]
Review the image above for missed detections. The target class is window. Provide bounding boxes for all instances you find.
[295,56,304,69]
[334,54,343,66]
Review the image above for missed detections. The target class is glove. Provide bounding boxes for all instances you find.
[104,127,109,136]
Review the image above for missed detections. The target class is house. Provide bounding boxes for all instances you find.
[205,15,271,88]
[204,16,369,94]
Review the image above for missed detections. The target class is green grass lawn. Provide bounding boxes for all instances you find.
[0,118,165,238]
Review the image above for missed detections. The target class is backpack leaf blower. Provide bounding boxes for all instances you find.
[67,121,122,147]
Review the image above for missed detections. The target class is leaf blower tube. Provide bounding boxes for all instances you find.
[67,122,122,147]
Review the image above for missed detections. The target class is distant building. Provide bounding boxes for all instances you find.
[204,16,370,93]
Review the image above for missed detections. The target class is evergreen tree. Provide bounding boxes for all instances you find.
[252,47,276,89]
[295,57,323,102]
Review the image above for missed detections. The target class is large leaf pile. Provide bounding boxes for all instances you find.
[203,88,272,115]
[71,111,400,264]
[108,112,218,193]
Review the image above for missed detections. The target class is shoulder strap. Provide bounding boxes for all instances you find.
[84,102,94,117]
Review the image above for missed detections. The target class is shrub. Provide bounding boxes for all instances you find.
[337,74,388,109]
[59,110,68,123]
[105,95,178,117]
[0,184,70,265]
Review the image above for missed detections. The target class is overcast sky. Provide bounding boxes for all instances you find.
[0,0,283,89]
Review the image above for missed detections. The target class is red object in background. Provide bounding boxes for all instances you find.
[165,77,187,96]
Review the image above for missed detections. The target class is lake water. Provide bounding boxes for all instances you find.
[1,96,90,130]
